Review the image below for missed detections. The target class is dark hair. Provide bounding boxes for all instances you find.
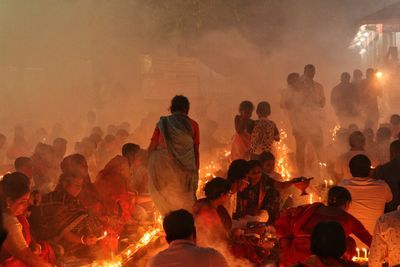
[204,177,230,200]
[227,159,250,185]
[1,172,30,202]
[60,154,87,174]
[247,160,262,170]
[170,95,190,114]
[14,157,31,171]
[353,69,362,77]
[163,209,195,243]
[53,137,67,146]
[259,151,275,163]
[310,221,346,259]
[328,186,352,208]
[122,143,140,158]
[341,72,351,82]
[239,101,254,112]
[116,129,129,138]
[287,73,300,85]
[349,154,371,177]
[376,126,391,142]
[304,64,316,71]
[349,131,365,149]
[256,101,271,117]
[390,114,400,125]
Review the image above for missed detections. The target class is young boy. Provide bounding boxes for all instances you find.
[250,102,280,160]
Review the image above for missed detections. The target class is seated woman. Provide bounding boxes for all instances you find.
[275,186,372,267]
[297,221,358,267]
[194,178,266,265]
[30,173,104,259]
[193,177,232,247]
[0,172,54,267]
[237,160,280,223]
[60,154,102,215]
[94,155,132,225]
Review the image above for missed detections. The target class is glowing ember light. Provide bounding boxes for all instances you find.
[376,71,383,79]
[92,226,161,266]
[97,231,108,241]
[275,128,291,181]
[330,124,341,141]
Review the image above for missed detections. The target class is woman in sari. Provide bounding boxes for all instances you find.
[61,154,103,216]
[148,95,200,215]
[275,186,372,267]
[0,172,54,267]
[30,173,104,259]
[94,155,132,224]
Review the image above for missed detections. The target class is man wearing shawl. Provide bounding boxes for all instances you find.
[148,95,200,215]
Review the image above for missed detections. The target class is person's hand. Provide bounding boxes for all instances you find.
[84,235,98,246]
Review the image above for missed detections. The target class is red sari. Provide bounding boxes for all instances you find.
[1,215,55,267]
[94,156,132,223]
[275,203,372,267]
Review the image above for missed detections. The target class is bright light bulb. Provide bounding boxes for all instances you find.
[376,71,383,79]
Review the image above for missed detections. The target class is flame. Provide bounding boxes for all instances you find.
[275,128,291,181]
[92,227,161,266]
[330,124,341,142]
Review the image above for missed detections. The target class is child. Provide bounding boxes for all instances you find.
[231,101,255,160]
[250,101,280,160]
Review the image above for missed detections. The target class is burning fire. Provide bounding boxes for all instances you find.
[330,124,341,142]
[275,128,291,181]
[92,214,163,267]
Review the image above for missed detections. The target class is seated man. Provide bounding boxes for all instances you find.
[339,154,392,247]
[148,209,229,267]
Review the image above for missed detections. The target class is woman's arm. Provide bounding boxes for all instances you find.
[5,242,52,267]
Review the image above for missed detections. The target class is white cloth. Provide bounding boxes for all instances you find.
[147,240,229,267]
[2,212,28,252]
[339,177,392,236]
[369,210,400,267]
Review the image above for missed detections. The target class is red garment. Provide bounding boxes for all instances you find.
[1,216,55,267]
[94,155,131,223]
[275,203,372,267]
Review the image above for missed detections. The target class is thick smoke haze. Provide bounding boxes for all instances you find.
[0,0,395,149]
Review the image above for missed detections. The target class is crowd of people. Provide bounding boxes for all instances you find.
[0,62,399,267]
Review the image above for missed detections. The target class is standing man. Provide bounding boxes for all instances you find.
[300,64,326,170]
[331,72,359,128]
[359,68,382,130]
[282,65,325,174]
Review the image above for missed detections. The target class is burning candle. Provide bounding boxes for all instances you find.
[329,179,334,186]
[324,180,328,191]
[309,194,313,204]
[356,247,360,258]
[362,248,368,259]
